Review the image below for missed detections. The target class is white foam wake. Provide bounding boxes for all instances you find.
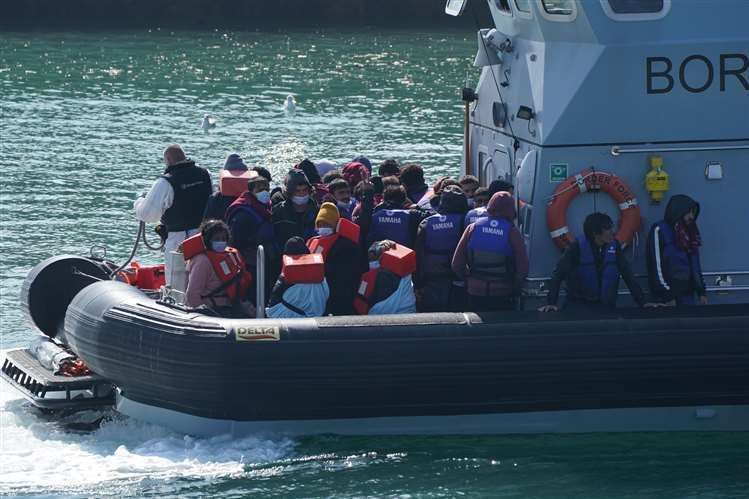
[0,376,295,496]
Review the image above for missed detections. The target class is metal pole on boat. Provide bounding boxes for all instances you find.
[256,245,265,319]
[462,86,476,176]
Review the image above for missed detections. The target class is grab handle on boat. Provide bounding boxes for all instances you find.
[256,245,266,319]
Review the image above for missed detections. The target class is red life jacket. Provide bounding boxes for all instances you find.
[182,234,253,303]
[281,253,325,284]
[352,243,416,315]
[307,218,361,259]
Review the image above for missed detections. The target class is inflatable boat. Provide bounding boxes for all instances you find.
[4,254,749,436]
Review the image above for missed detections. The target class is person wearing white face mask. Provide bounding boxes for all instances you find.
[327,178,356,220]
[306,202,363,315]
[225,171,277,296]
[184,219,253,314]
[272,169,319,254]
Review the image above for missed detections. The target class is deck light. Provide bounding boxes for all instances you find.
[516,105,535,120]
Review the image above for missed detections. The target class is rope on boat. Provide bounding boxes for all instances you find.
[109,221,164,278]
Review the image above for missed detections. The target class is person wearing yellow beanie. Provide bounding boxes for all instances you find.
[307,201,363,315]
[315,202,340,236]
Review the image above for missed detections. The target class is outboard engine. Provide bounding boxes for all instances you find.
[20,255,114,343]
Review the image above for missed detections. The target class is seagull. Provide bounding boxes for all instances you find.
[201,114,217,132]
[283,95,296,115]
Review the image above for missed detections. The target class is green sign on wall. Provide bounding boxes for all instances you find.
[549,163,568,182]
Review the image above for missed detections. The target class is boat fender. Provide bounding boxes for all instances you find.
[546,168,641,250]
[219,169,252,198]
[282,253,325,284]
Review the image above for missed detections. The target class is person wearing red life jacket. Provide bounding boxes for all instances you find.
[353,240,416,315]
[183,219,254,316]
[266,237,329,318]
[307,202,362,316]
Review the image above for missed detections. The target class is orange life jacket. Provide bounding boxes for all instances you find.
[307,218,361,259]
[281,253,325,284]
[219,169,253,197]
[182,233,253,304]
[352,243,416,315]
[115,261,166,291]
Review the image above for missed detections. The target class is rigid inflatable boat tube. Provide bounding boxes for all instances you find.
[61,279,749,428]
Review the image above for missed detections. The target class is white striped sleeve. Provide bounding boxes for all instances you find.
[653,226,670,291]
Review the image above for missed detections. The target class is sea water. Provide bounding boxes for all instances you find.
[1,29,749,498]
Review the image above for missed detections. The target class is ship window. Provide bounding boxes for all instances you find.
[515,0,532,13]
[495,0,512,14]
[541,0,574,16]
[608,0,663,14]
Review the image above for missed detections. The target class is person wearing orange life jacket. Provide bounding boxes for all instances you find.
[183,219,254,316]
[353,240,416,315]
[306,203,363,316]
[266,237,329,318]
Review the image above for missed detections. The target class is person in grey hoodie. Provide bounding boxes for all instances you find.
[451,191,529,312]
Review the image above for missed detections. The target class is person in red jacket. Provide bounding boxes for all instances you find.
[451,191,529,312]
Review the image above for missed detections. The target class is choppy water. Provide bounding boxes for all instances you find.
[1,29,748,498]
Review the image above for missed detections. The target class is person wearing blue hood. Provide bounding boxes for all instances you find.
[646,194,708,306]
[352,155,372,175]
[266,237,329,318]
[414,185,468,312]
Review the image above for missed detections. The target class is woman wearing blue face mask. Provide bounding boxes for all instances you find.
[184,219,253,313]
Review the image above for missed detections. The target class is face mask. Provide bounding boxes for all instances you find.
[369,260,380,270]
[211,241,228,252]
[292,195,310,206]
[255,190,270,204]
[317,227,334,237]
[337,200,352,211]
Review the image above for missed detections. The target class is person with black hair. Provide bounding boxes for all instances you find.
[367,185,434,248]
[415,186,469,311]
[459,175,480,207]
[378,158,401,178]
[540,212,656,312]
[203,156,272,222]
[271,169,319,252]
[488,179,515,196]
[327,178,356,220]
[399,163,433,208]
[184,219,253,315]
[464,187,491,226]
[322,170,343,185]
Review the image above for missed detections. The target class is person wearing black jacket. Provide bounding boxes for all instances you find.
[646,194,708,306]
[539,212,656,312]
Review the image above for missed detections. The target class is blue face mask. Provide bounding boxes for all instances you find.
[337,199,352,211]
[317,227,334,237]
[368,260,380,270]
[255,190,270,204]
[211,241,228,252]
[292,195,310,206]
[467,198,476,209]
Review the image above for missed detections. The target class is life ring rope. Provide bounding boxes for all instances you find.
[546,168,641,250]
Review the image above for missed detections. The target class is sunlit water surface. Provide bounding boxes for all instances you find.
[1,30,748,498]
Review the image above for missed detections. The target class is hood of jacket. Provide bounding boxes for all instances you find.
[486,191,516,220]
[664,194,700,226]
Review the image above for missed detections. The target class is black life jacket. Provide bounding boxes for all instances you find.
[161,161,212,232]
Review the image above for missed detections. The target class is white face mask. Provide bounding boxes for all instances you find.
[368,260,380,270]
[255,190,270,204]
[317,227,334,237]
[292,194,310,206]
[211,241,228,252]
[337,200,352,210]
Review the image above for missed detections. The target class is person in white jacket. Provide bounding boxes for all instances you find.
[133,144,212,282]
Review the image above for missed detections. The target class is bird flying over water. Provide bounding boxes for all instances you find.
[284,95,296,115]
[201,114,217,132]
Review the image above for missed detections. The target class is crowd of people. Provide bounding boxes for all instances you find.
[134,144,708,318]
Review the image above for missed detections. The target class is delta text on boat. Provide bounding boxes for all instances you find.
[2,0,749,436]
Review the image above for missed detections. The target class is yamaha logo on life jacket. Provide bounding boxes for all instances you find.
[481,220,505,237]
[431,220,455,231]
[378,210,403,224]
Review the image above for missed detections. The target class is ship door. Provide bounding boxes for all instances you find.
[480,144,511,185]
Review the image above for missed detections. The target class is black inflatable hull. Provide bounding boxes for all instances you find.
[61,280,749,435]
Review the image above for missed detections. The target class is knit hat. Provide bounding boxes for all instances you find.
[315,160,337,178]
[284,169,311,195]
[223,153,248,171]
[296,158,322,184]
[315,202,340,228]
[342,162,369,189]
[351,155,372,174]
[284,236,309,256]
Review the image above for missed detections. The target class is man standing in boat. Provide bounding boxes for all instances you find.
[134,144,212,282]
[539,213,654,312]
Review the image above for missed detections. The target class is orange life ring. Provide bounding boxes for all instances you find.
[546,168,641,250]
